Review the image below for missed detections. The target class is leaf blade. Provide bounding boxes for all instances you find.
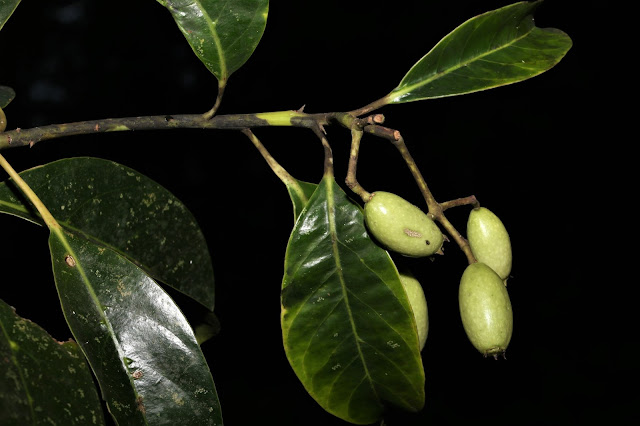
[49,229,223,426]
[0,85,15,108]
[160,0,269,82]
[281,177,424,424]
[388,1,572,103]
[285,178,318,223]
[0,299,105,425]
[0,0,21,31]
[0,157,215,310]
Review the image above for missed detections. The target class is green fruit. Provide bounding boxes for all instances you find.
[399,272,428,350]
[459,262,513,356]
[467,207,512,281]
[364,191,443,257]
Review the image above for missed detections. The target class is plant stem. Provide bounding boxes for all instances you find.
[242,129,298,187]
[344,129,371,203]
[309,123,334,178]
[0,153,60,230]
[202,80,227,120]
[348,95,390,117]
[0,111,328,151]
[441,195,479,211]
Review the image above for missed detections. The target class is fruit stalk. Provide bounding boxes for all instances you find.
[345,128,371,202]
[363,125,476,264]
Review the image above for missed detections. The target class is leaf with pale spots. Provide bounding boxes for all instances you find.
[0,298,105,425]
[281,176,424,424]
[387,1,572,103]
[49,229,223,425]
[0,157,215,310]
[157,0,269,83]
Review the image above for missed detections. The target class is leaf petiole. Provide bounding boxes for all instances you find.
[0,152,60,231]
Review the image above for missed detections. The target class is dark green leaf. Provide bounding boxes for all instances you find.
[49,229,223,426]
[281,176,424,424]
[387,1,572,103]
[0,298,105,426]
[0,157,215,310]
[0,85,15,108]
[285,178,318,223]
[158,0,269,83]
[0,0,20,31]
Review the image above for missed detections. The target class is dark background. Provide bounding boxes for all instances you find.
[1,1,627,425]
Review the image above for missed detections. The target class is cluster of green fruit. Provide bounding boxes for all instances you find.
[364,191,513,357]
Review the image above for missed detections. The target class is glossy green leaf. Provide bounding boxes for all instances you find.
[0,0,20,31]
[49,229,223,425]
[281,176,425,424]
[387,1,572,103]
[285,178,318,223]
[158,0,269,83]
[0,298,105,426]
[0,85,15,108]
[0,157,215,310]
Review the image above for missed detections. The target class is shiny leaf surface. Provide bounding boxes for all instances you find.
[0,157,215,310]
[49,229,223,425]
[388,1,572,103]
[285,178,318,223]
[281,176,424,424]
[0,85,15,108]
[0,299,105,425]
[0,0,20,31]
[158,0,269,82]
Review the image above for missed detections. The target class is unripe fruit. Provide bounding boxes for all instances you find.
[398,272,428,350]
[467,207,512,281]
[364,191,443,257]
[459,262,512,357]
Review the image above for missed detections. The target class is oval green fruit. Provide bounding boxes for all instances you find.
[364,191,443,257]
[467,207,512,281]
[459,262,513,356]
[399,272,428,350]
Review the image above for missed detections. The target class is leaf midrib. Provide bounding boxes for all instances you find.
[51,229,148,425]
[325,178,379,404]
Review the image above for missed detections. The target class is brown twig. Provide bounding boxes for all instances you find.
[363,123,477,264]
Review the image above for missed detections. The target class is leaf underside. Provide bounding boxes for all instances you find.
[281,176,424,425]
[49,229,223,425]
[0,157,215,310]
[160,0,269,82]
[0,298,105,425]
[388,0,573,103]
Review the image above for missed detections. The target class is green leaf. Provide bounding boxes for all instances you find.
[0,157,215,310]
[388,1,572,103]
[0,85,15,108]
[281,176,425,425]
[0,298,105,425]
[49,229,223,425]
[158,0,269,83]
[0,0,20,31]
[285,178,318,223]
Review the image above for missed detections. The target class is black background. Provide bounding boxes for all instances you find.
[1,1,628,425]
